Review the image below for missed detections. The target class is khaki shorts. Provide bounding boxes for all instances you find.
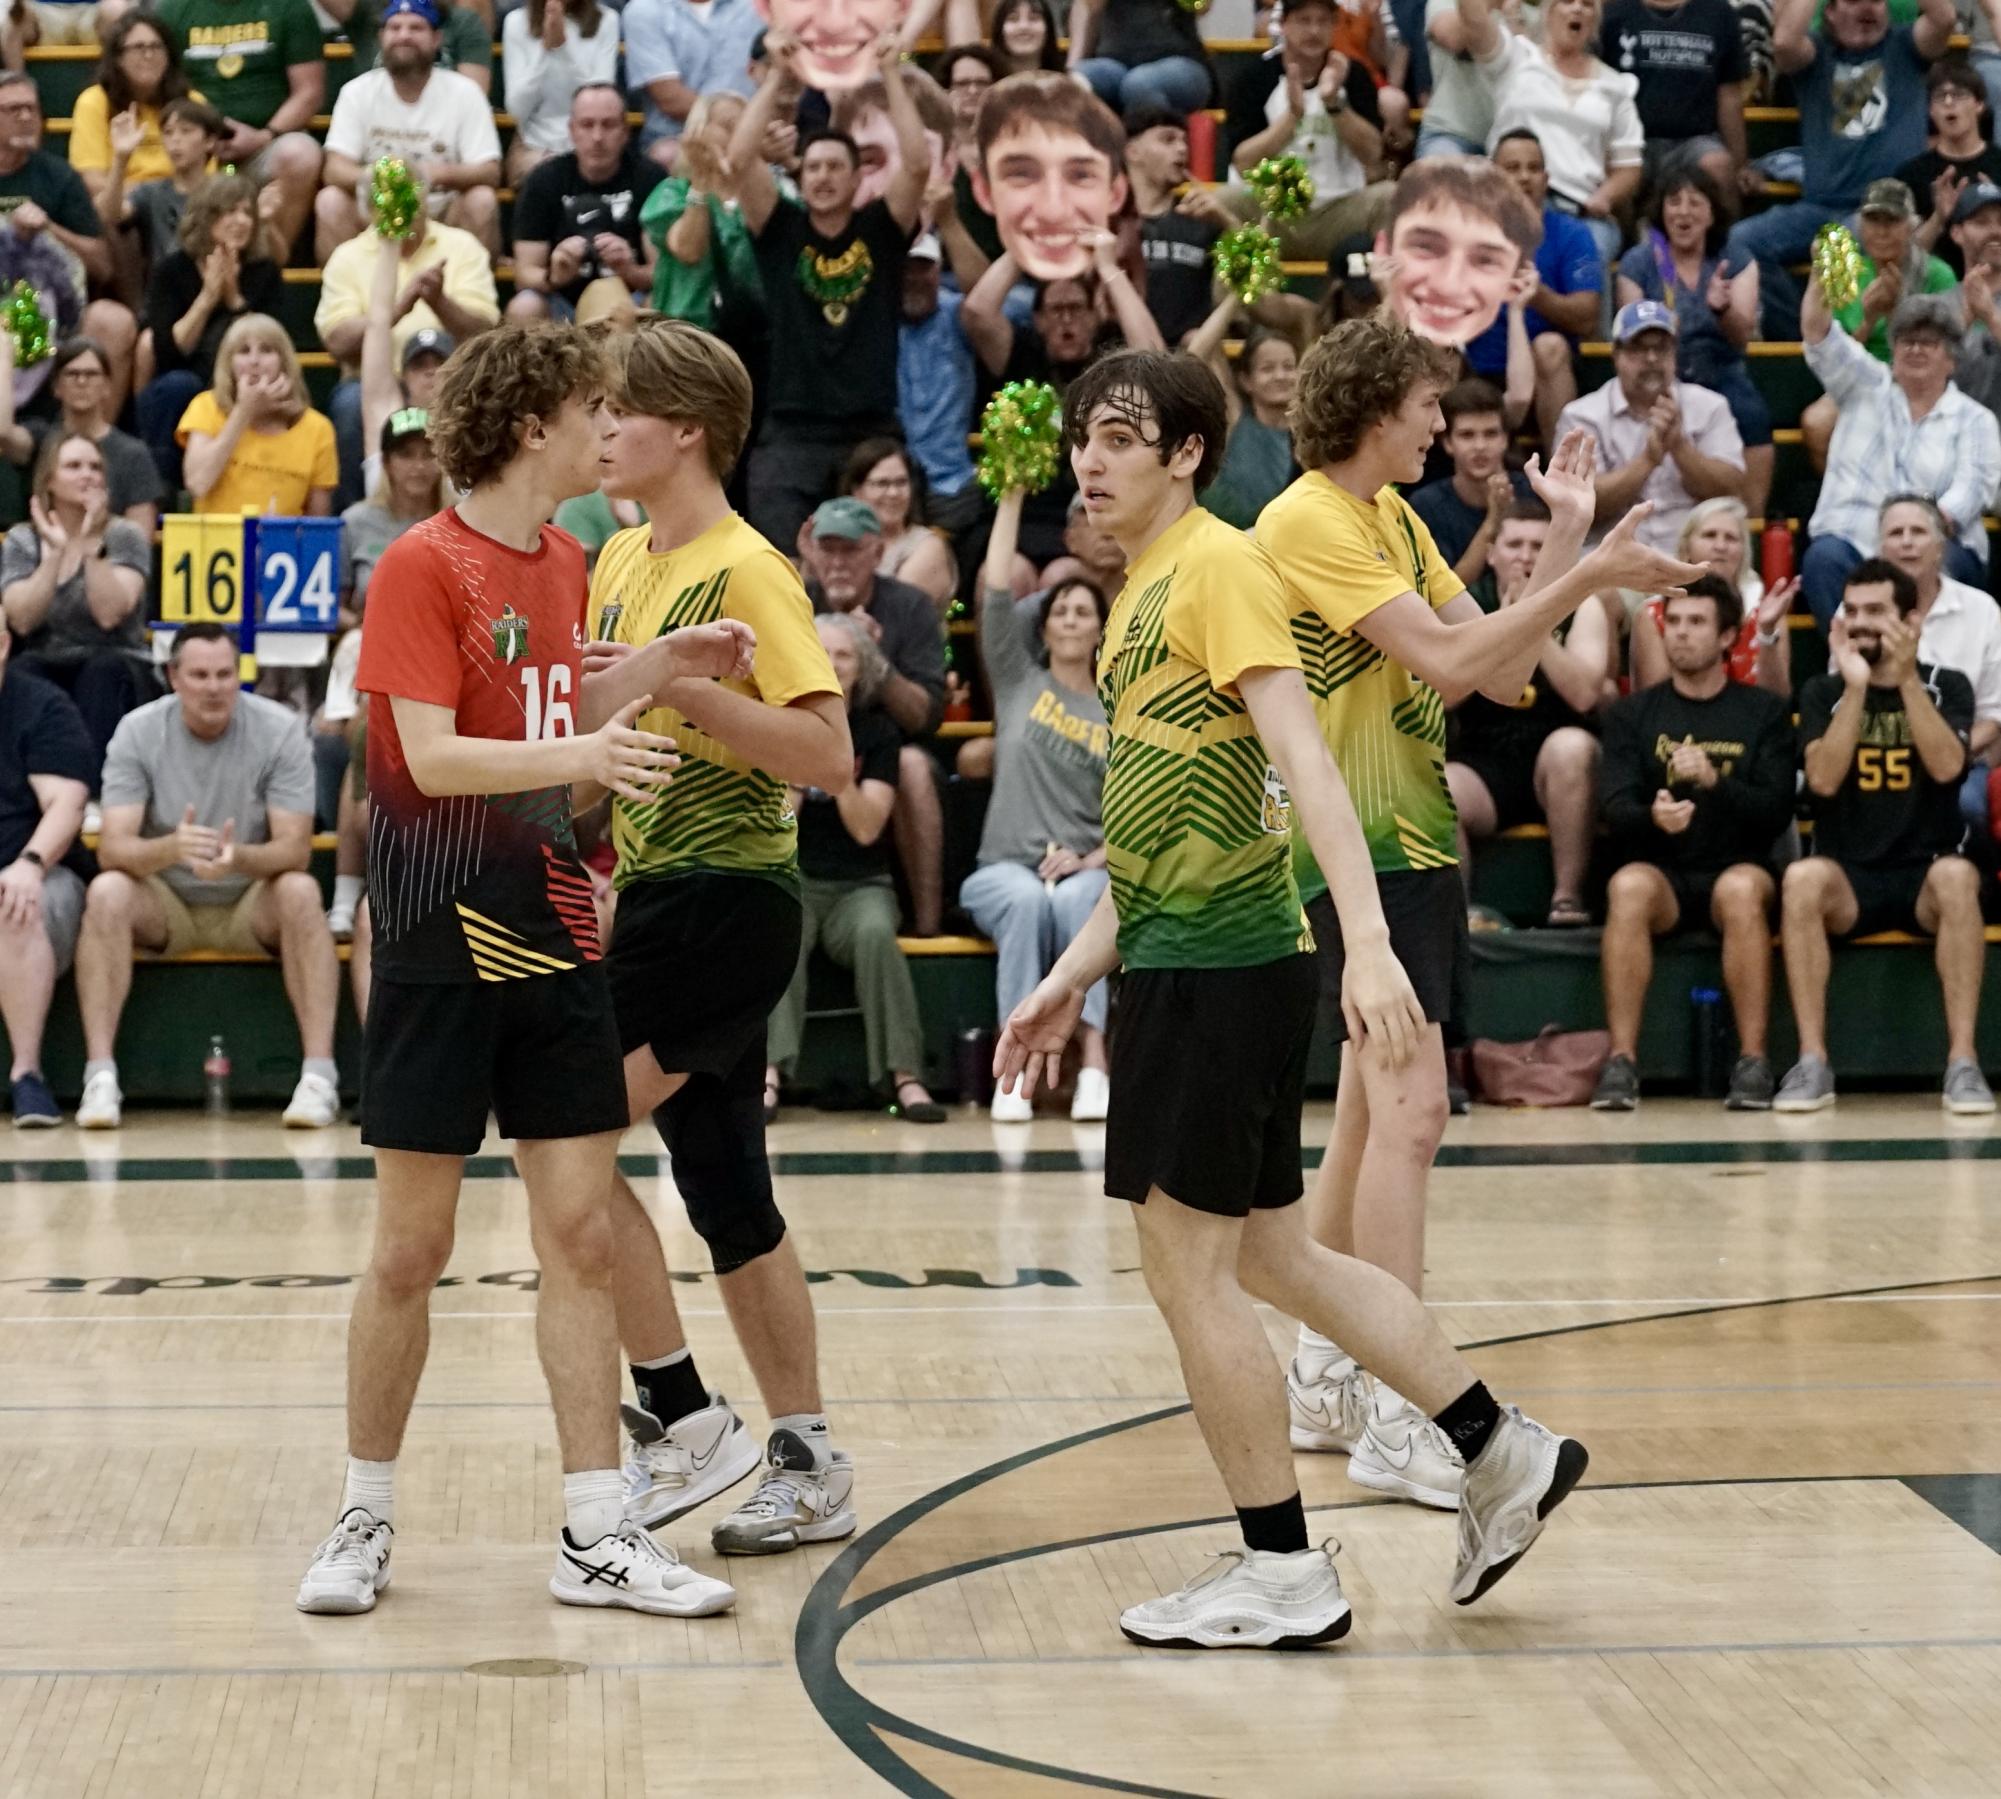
[143,877,270,958]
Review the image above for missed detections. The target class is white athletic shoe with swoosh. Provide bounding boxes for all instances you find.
[1287,1357,1370,1454]
[711,1429,857,1554]
[1449,1407,1590,1605]
[1348,1385,1464,1510]
[621,1393,762,1528]
[1118,1542,1352,1649]
[550,1520,737,1616]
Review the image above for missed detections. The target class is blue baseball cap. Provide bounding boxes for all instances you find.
[1613,299,1679,345]
[382,0,442,25]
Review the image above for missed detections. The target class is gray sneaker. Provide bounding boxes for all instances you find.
[1589,1053,1639,1111]
[1723,1055,1774,1111]
[1943,1058,1997,1116]
[1449,1407,1589,1606]
[1773,1056,1836,1113]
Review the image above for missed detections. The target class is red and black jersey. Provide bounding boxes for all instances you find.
[356,509,601,984]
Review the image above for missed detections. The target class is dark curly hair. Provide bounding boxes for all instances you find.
[427,324,603,492]
[1063,350,1229,492]
[1290,316,1459,471]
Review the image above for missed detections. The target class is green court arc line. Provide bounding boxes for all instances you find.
[793,1269,2001,1797]
[4,1137,2001,1184]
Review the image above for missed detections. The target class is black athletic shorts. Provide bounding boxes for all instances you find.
[362,966,628,1156]
[1456,753,1541,833]
[1306,867,1468,1043]
[608,871,803,1077]
[1662,864,1774,934]
[1104,953,1317,1218]
[1837,860,1933,940]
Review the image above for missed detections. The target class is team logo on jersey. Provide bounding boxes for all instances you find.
[492,605,529,664]
[595,598,624,641]
[1261,763,1293,835]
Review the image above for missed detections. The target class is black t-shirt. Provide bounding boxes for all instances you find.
[797,704,901,881]
[0,152,102,241]
[512,148,663,305]
[1224,48,1380,167]
[952,163,1003,263]
[1450,631,1591,772]
[1095,0,1210,90]
[0,669,95,871]
[1138,211,1219,345]
[1408,472,1529,573]
[1599,0,1749,140]
[1896,146,2001,273]
[997,329,1107,559]
[809,577,947,733]
[145,252,286,380]
[1798,666,1973,869]
[753,196,909,429]
[1598,678,1795,874]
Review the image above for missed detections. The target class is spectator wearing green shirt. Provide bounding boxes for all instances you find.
[156,0,324,259]
[640,90,763,335]
[1801,177,1959,470]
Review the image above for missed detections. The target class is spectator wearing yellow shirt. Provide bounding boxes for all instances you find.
[313,207,498,508]
[175,314,336,517]
[70,16,203,203]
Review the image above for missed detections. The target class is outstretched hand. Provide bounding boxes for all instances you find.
[1580,505,1709,597]
[1521,428,1598,533]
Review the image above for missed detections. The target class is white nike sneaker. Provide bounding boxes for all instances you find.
[75,1068,122,1131]
[1287,1358,1369,1454]
[1449,1407,1590,1606]
[297,1507,393,1614]
[1069,1065,1109,1122]
[550,1520,737,1616]
[1348,1387,1464,1511]
[1119,1542,1351,1649]
[621,1393,762,1528]
[711,1429,857,1555]
[990,1078,1034,1124]
[283,1070,341,1129]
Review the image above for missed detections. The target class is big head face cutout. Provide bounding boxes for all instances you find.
[756,0,908,91]
[1377,157,1540,349]
[973,73,1128,281]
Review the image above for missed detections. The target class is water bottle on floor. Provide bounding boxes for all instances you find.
[204,1035,231,1116]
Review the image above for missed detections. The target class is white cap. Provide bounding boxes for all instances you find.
[909,232,943,262]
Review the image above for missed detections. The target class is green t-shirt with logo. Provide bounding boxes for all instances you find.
[159,0,322,130]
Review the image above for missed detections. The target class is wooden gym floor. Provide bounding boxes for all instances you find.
[4,1097,2001,1797]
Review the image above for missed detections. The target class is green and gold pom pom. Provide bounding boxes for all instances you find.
[976,381,1063,501]
[1246,155,1314,224]
[3,281,50,368]
[1812,222,1865,311]
[370,156,423,241]
[1212,224,1286,305]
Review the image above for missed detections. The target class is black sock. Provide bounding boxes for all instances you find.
[1237,1492,1309,1555]
[630,1350,708,1427]
[1433,1380,1501,1465]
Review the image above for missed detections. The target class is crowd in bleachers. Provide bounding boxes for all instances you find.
[0,0,1995,1123]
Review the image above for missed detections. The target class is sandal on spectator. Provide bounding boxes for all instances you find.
[1545,897,1592,928]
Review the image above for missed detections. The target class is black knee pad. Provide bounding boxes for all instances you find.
[652,1054,786,1276]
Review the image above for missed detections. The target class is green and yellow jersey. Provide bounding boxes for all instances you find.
[589,514,841,893]
[1256,471,1464,900]
[1096,506,1312,970]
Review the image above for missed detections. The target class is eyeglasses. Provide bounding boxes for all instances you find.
[121,39,169,55]
[0,101,39,118]
[862,474,910,490]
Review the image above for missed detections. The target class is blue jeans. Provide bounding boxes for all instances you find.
[1073,55,1210,114]
[1802,532,1989,627]
[1725,199,1847,340]
[135,368,203,491]
[959,859,1110,1036]
[330,376,365,512]
[1414,127,1486,160]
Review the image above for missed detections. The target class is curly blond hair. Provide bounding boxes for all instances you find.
[426,324,603,492]
[1289,316,1459,472]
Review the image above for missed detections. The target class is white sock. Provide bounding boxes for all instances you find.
[84,1058,116,1084]
[563,1468,625,1545]
[768,1412,832,1469]
[332,874,363,911]
[342,1456,396,1525]
[303,1057,338,1087]
[1296,1327,1355,1378]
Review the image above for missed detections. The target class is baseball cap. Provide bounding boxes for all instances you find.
[1955,180,2001,223]
[400,327,454,370]
[1613,299,1678,344]
[1859,178,1918,220]
[908,231,942,263]
[809,497,882,541]
[380,406,428,453]
[381,0,442,23]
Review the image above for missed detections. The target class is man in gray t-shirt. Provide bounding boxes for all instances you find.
[74,624,344,1131]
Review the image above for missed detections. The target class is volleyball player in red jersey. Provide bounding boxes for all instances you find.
[297,324,757,1619]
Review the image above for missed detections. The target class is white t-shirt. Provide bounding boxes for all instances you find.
[1919,578,2001,727]
[324,67,503,175]
[500,10,624,156]
[1251,81,1364,206]
[1422,0,1513,147]
[1482,36,1643,209]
